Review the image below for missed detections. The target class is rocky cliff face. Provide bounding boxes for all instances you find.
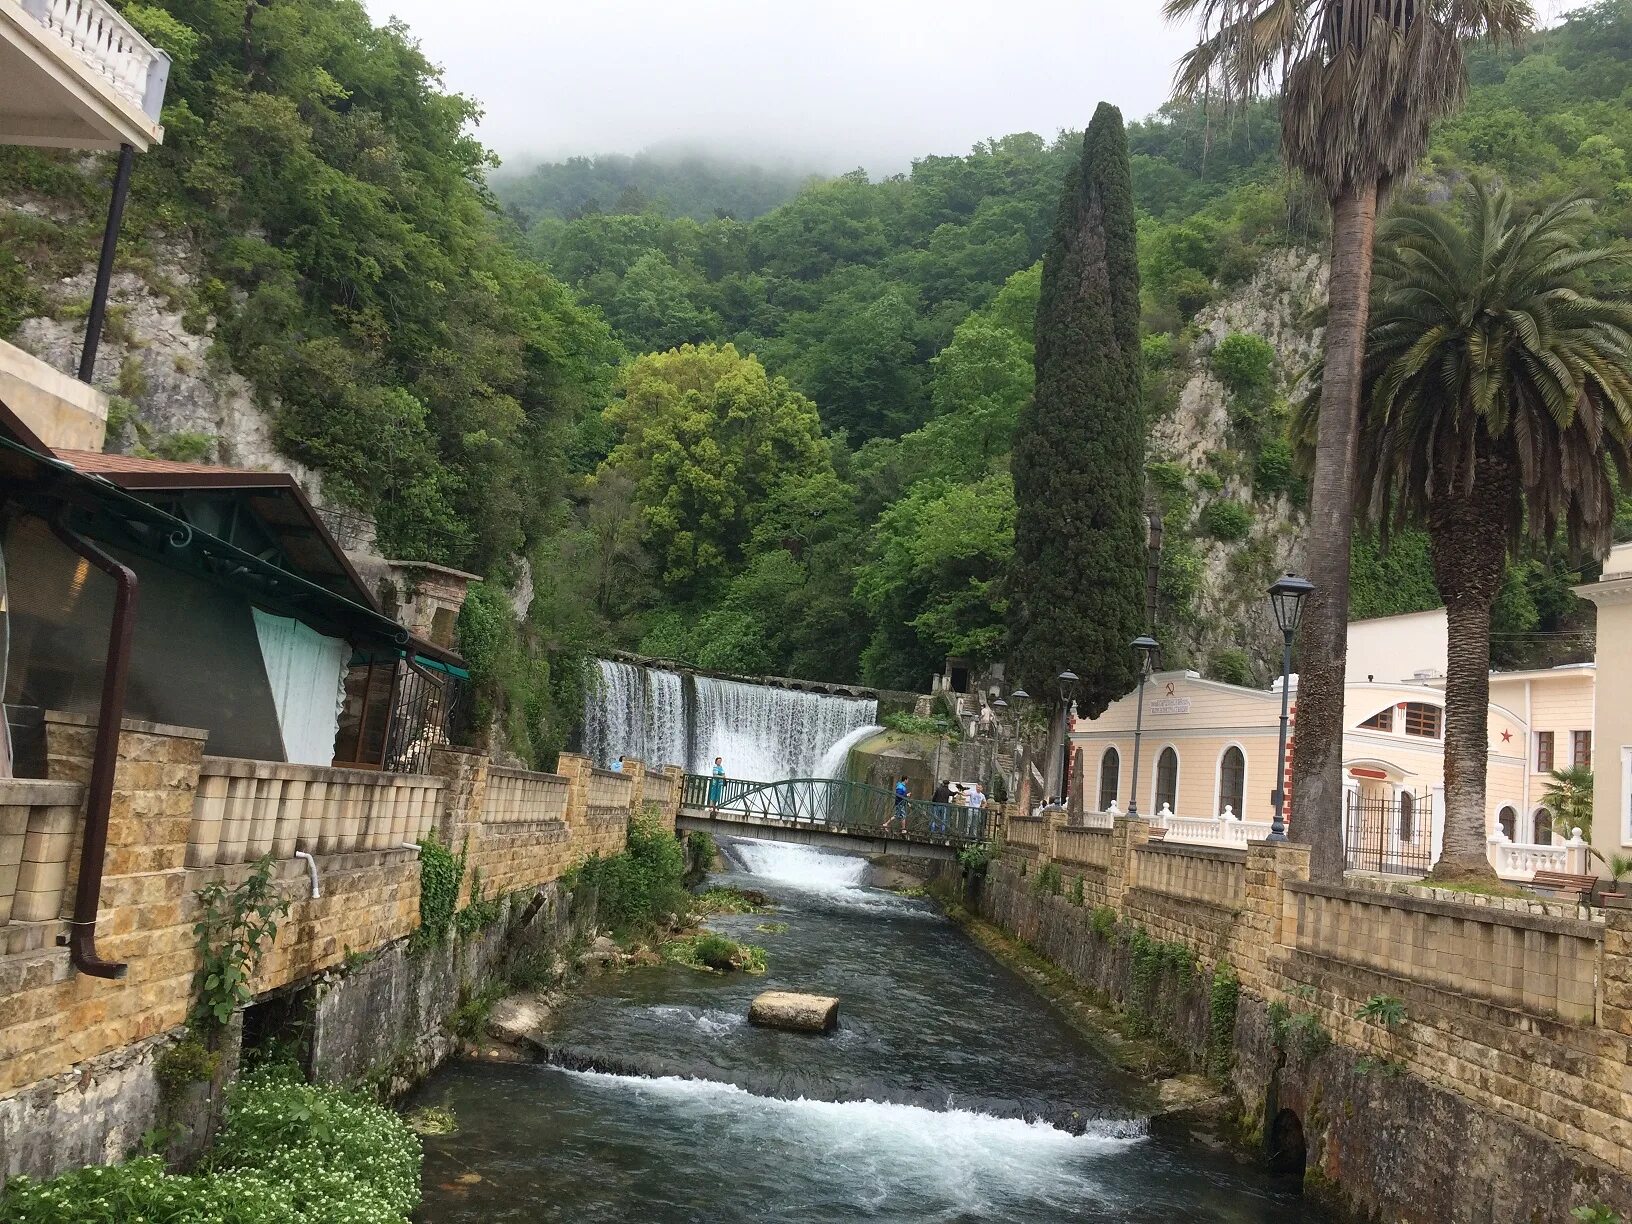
[11,240,314,491]
[1147,247,1326,684]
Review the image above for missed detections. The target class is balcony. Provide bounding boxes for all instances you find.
[0,0,167,151]
[0,336,110,450]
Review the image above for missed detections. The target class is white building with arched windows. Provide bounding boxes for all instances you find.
[1067,614,1594,880]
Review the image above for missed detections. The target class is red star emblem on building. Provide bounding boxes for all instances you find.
[1500,729,1512,743]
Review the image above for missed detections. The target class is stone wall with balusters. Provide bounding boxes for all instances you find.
[0,713,680,1184]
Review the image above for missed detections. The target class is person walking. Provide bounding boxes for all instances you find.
[931,779,951,836]
[708,756,726,811]
[883,775,909,833]
[611,755,625,773]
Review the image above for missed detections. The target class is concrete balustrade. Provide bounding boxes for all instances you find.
[0,778,84,927]
[21,0,170,118]
[187,758,444,867]
[483,766,569,826]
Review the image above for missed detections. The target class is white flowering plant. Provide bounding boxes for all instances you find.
[0,1068,421,1223]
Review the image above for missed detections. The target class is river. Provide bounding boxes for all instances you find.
[411,839,1321,1222]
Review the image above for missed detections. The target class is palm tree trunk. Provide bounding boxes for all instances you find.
[1290,181,1379,884]
[1426,469,1510,882]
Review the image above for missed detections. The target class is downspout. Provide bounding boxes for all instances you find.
[50,519,135,979]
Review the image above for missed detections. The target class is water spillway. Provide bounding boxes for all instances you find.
[412,837,1323,1222]
[581,658,879,780]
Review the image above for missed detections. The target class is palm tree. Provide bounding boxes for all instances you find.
[1541,764,1595,845]
[1164,0,1532,882]
[1302,186,1632,879]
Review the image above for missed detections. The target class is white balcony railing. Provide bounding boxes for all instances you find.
[1152,804,1274,848]
[20,0,170,120]
[1489,828,1590,881]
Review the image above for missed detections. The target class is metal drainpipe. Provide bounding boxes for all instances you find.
[50,519,135,979]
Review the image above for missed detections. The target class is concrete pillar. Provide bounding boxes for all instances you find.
[1600,904,1632,1038]
[1107,814,1150,912]
[1237,840,1310,997]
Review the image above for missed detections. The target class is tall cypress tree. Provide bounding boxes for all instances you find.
[1009,102,1145,716]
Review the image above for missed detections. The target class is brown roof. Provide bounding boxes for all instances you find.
[55,449,291,486]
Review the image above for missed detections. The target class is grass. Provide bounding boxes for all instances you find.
[405,1103,458,1136]
[662,933,767,974]
[692,886,775,915]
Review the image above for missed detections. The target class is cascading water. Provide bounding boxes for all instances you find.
[582,658,878,780]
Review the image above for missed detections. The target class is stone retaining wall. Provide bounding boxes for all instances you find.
[0,716,675,1184]
[956,814,1632,1222]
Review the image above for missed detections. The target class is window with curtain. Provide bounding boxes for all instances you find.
[1155,747,1179,812]
[1218,746,1245,816]
[1097,747,1119,811]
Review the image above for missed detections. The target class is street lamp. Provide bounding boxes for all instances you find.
[1128,636,1159,818]
[1057,670,1079,807]
[1267,572,1314,841]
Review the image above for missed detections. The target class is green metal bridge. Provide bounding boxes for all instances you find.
[680,774,992,848]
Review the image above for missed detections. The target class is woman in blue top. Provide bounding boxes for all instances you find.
[708,757,725,809]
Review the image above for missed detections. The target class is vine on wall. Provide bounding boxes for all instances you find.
[192,855,290,1031]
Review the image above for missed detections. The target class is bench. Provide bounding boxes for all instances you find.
[1530,870,1598,904]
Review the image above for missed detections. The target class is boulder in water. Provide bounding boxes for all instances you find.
[486,991,554,1051]
[748,991,839,1033]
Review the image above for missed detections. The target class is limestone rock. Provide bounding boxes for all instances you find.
[485,992,554,1051]
[748,991,839,1033]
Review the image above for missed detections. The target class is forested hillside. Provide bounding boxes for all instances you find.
[3,0,1630,754]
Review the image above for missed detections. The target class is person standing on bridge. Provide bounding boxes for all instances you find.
[966,783,986,839]
[930,780,952,836]
[708,757,725,811]
[611,756,624,773]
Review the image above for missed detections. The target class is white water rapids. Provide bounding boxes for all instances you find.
[581,659,878,780]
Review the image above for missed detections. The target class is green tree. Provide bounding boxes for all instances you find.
[1168,0,1533,883]
[1302,186,1632,879]
[855,475,1016,690]
[602,344,830,586]
[1009,103,1147,715]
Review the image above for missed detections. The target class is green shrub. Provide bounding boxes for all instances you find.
[1090,906,1118,939]
[155,1038,220,1105]
[882,711,954,737]
[1207,648,1253,687]
[1210,332,1276,400]
[1354,993,1407,1029]
[0,1070,420,1223]
[412,833,464,951]
[1253,434,1297,499]
[565,809,687,935]
[1030,861,1063,897]
[664,933,767,974]
[1208,964,1239,1078]
[1070,874,1085,906]
[1199,499,1252,541]
[957,842,994,872]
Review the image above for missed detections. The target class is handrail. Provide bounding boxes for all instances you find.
[682,773,990,846]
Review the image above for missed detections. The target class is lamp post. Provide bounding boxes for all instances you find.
[1009,689,1030,808]
[1267,572,1315,842]
[1128,636,1159,818]
[1056,670,1078,808]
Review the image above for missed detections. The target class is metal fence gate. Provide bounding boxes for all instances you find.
[1344,791,1435,875]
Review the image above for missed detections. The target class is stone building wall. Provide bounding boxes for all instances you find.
[958,815,1632,1222]
[0,718,667,1185]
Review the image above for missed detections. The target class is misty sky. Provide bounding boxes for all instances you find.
[360,1,1200,173]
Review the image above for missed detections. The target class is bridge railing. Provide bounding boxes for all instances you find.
[682,774,990,845]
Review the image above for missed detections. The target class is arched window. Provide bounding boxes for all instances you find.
[1402,703,1442,739]
[1497,805,1517,840]
[1098,747,1120,812]
[1218,746,1245,816]
[1358,706,1394,732]
[1155,747,1179,812]
[1397,791,1416,842]
[1532,807,1554,845]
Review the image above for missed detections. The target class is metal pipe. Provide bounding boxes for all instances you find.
[293,849,321,899]
[50,519,135,978]
[77,144,135,384]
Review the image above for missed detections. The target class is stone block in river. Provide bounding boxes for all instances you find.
[748,991,839,1033]
[486,992,554,1050]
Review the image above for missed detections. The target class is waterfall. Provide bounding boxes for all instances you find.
[583,659,878,780]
